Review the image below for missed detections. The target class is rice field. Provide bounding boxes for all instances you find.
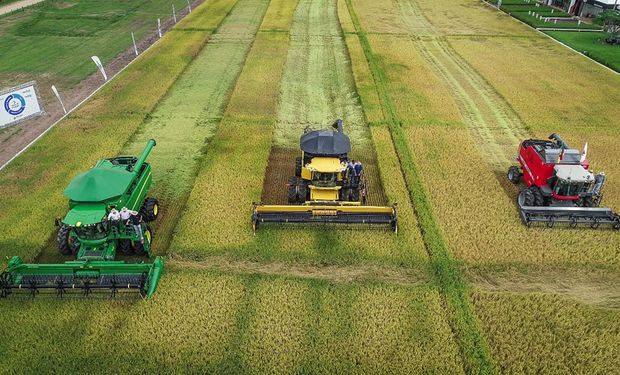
[1,0,619,372]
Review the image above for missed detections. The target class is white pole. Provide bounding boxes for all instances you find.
[157,18,162,38]
[90,56,107,81]
[172,4,177,23]
[187,0,191,13]
[51,85,67,114]
[131,32,138,56]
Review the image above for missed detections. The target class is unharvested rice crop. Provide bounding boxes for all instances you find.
[450,36,620,132]
[273,0,368,150]
[367,35,463,127]
[0,267,465,373]
[259,0,299,31]
[472,291,620,374]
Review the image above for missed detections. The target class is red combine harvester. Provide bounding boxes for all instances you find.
[507,134,620,229]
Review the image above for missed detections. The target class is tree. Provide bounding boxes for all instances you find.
[595,10,620,45]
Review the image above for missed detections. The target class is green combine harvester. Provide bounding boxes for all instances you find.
[0,139,164,299]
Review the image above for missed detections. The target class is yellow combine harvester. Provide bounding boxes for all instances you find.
[252,120,397,232]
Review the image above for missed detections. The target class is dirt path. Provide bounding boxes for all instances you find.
[467,267,620,309]
[0,0,44,16]
[170,256,430,286]
[0,0,203,169]
[395,0,529,171]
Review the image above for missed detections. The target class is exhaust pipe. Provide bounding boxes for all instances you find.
[549,133,569,149]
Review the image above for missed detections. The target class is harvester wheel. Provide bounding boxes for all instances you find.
[521,188,535,207]
[118,240,133,255]
[133,225,152,255]
[57,225,78,255]
[295,157,302,177]
[507,166,521,184]
[531,187,545,206]
[141,197,159,222]
[288,176,299,203]
[298,182,308,203]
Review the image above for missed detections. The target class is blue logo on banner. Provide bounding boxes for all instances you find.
[4,93,26,116]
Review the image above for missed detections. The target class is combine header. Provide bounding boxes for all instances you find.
[252,120,398,232]
[508,134,620,229]
[1,139,165,299]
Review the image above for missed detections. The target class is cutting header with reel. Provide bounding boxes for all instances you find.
[1,139,164,299]
[253,120,397,232]
[508,134,619,229]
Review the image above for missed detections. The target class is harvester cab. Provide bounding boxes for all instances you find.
[289,119,365,204]
[1,139,164,299]
[508,134,620,229]
[252,120,397,232]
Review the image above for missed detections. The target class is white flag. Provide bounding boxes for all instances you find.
[51,85,67,114]
[91,56,108,81]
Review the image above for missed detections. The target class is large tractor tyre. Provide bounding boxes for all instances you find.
[288,176,299,203]
[295,157,302,177]
[118,239,133,255]
[141,197,159,222]
[57,225,78,256]
[531,186,545,206]
[507,166,521,184]
[133,225,152,256]
[298,182,309,203]
[520,188,535,207]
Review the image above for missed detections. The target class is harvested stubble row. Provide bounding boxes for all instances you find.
[123,0,272,252]
[0,0,237,265]
[172,0,427,267]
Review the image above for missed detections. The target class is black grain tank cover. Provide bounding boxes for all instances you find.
[300,119,351,156]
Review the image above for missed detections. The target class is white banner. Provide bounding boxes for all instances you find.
[0,82,43,129]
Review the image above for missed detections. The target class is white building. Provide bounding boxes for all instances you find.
[567,0,620,17]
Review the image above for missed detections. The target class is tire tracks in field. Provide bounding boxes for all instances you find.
[274,0,368,149]
[263,0,387,206]
[114,0,272,254]
[395,0,528,171]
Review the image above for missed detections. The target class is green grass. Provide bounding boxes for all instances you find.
[0,0,194,90]
[546,30,620,72]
